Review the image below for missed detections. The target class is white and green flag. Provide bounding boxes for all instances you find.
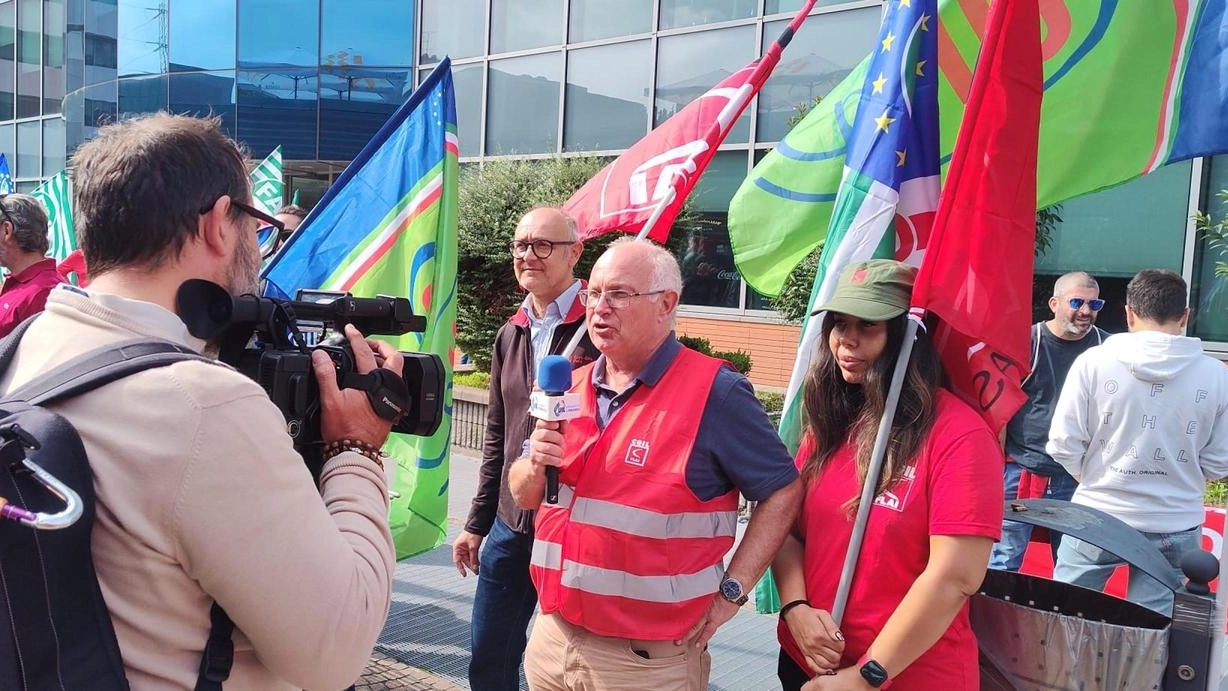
[33,171,75,262]
[250,146,283,216]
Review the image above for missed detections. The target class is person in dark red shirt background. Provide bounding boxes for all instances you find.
[0,193,64,337]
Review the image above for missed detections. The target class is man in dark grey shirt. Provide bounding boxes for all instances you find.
[990,272,1109,571]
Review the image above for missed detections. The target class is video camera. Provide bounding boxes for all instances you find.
[176,279,445,478]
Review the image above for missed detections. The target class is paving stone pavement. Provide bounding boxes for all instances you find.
[354,653,463,691]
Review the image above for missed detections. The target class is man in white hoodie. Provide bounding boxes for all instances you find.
[1048,269,1228,614]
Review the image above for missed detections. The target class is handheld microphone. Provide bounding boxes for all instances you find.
[530,355,581,505]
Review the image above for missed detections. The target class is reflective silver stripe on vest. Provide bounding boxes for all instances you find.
[569,497,737,540]
[532,539,564,570]
[531,539,723,603]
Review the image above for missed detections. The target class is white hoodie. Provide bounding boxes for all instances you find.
[1047,331,1228,533]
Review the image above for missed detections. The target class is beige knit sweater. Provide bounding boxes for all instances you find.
[0,286,395,690]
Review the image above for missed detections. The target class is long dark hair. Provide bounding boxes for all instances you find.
[801,313,944,511]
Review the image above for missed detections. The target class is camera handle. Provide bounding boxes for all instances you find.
[338,368,411,426]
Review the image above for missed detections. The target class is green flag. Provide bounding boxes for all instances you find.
[33,171,75,263]
[262,63,459,559]
[250,146,283,216]
[730,0,1228,296]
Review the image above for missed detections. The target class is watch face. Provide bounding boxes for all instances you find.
[860,660,889,687]
[720,577,743,600]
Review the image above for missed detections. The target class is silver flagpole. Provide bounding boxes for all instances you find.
[830,316,919,625]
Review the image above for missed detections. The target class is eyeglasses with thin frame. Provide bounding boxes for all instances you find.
[509,239,575,260]
[578,288,666,310]
[200,196,287,259]
[1067,297,1105,312]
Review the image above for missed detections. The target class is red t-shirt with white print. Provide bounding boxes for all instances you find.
[778,390,1004,690]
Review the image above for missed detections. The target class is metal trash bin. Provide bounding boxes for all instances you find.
[972,499,1218,691]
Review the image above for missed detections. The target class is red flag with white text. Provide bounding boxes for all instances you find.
[910,0,1042,433]
[563,0,816,241]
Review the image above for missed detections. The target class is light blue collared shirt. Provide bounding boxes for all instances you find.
[520,279,581,376]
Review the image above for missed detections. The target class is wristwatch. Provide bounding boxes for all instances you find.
[718,574,748,606]
[858,655,892,689]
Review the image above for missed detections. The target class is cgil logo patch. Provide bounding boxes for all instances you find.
[624,438,650,467]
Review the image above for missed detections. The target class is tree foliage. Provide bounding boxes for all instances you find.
[457,157,609,372]
[1195,190,1228,278]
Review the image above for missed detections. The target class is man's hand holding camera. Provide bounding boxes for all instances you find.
[313,323,405,448]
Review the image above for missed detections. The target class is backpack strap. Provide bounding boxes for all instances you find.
[6,339,215,407]
[0,316,41,377]
[194,603,235,691]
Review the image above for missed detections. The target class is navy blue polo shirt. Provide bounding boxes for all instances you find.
[591,335,798,502]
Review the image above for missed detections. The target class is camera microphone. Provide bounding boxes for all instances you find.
[529,355,580,505]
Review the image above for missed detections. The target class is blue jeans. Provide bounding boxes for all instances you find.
[469,517,538,691]
[989,462,1079,570]
[1053,525,1201,614]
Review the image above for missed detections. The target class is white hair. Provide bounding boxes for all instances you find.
[608,236,682,294]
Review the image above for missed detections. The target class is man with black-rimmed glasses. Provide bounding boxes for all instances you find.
[0,193,62,337]
[454,206,597,691]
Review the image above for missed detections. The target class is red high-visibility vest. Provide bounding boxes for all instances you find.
[530,347,739,640]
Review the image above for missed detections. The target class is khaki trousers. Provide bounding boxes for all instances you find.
[524,612,711,691]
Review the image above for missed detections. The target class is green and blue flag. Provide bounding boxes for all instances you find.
[731,0,1228,297]
[263,60,459,559]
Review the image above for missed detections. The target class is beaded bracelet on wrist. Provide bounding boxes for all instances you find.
[322,439,385,470]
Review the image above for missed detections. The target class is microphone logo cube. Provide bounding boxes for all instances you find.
[624,438,650,467]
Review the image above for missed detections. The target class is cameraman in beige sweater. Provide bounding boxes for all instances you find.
[0,113,398,690]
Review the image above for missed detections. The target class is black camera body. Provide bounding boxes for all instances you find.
[177,279,445,478]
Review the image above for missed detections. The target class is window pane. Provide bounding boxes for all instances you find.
[1192,156,1228,343]
[43,0,65,115]
[66,80,116,153]
[491,0,562,54]
[320,66,412,160]
[322,0,413,67]
[238,0,318,68]
[569,0,652,43]
[16,119,38,178]
[757,7,878,142]
[656,26,754,144]
[766,0,866,14]
[170,71,236,138]
[1035,161,1190,277]
[659,0,756,30]
[0,2,15,121]
[237,69,318,160]
[42,117,64,174]
[117,0,167,76]
[170,1,235,72]
[0,124,13,164]
[420,0,485,64]
[564,41,650,152]
[118,74,167,117]
[744,283,773,311]
[16,0,39,118]
[676,151,747,309]
[439,63,482,158]
[486,53,561,155]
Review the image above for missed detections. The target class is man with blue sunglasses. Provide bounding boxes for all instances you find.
[990,271,1109,571]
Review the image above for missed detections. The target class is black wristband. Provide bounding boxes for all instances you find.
[779,599,810,621]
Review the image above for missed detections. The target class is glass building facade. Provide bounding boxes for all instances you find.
[0,0,1223,354]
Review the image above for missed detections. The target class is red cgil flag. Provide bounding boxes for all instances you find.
[563,0,817,242]
[910,0,1043,434]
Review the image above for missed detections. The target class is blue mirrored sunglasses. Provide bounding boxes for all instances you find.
[256,225,280,259]
[1068,298,1105,311]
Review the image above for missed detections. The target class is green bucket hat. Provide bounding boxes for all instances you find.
[811,259,917,321]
